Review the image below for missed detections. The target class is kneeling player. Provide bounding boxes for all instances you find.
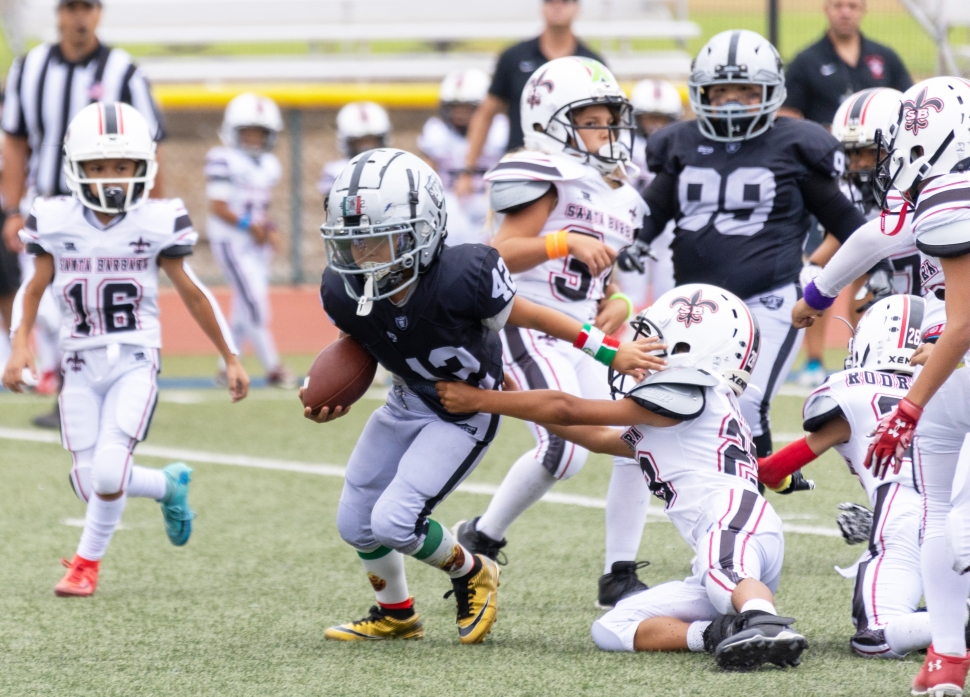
[310,148,663,644]
[437,283,807,669]
[2,103,248,597]
[763,295,947,659]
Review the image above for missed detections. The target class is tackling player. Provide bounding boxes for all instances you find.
[453,56,655,609]
[619,30,869,459]
[308,148,664,644]
[317,101,391,200]
[417,68,509,246]
[2,103,248,597]
[206,93,295,388]
[437,284,808,671]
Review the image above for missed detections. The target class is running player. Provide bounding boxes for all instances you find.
[1,102,248,597]
[317,102,391,201]
[417,68,508,246]
[452,56,653,608]
[620,30,868,459]
[206,93,295,388]
[310,148,663,644]
[437,284,807,671]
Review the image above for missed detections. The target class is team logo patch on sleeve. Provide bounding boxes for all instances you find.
[621,427,643,450]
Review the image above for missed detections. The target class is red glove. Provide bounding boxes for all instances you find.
[865,398,923,479]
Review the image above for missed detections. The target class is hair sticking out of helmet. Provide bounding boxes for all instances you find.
[845,294,924,375]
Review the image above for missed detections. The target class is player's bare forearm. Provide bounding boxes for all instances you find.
[491,192,557,272]
[806,232,841,267]
[209,199,239,227]
[161,257,234,361]
[543,422,630,458]
[463,94,504,170]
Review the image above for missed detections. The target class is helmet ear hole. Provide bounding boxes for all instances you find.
[672,342,691,355]
[910,145,924,163]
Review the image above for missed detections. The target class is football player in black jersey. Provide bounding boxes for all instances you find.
[619,29,868,457]
[306,149,664,645]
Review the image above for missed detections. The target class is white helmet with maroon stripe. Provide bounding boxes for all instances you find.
[628,283,760,395]
[336,102,392,157]
[63,101,158,215]
[630,79,684,120]
[220,92,283,153]
[847,294,924,375]
[832,88,903,150]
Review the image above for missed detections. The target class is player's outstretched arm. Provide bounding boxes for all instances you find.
[758,417,850,490]
[1,252,53,392]
[507,295,666,376]
[160,256,249,402]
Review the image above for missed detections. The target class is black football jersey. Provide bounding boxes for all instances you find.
[320,244,513,420]
[646,117,844,299]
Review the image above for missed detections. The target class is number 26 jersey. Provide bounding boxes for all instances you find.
[20,196,198,351]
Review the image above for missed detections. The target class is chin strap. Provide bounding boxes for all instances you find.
[357,275,375,316]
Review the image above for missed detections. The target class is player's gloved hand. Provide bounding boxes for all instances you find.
[616,239,656,274]
[798,262,822,289]
[771,470,815,495]
[856,268,894,313]
[865,397,923,478]
[836,502,873,545]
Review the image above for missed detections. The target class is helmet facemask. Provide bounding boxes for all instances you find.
[692,79,783,143]
[843,139,882,214]
[69,158,154,215]
[543,98,638,177]
[608,314,667,399]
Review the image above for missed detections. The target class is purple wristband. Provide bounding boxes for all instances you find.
[803,279,836,311]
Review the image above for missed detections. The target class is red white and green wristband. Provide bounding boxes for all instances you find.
[574,322,620,366]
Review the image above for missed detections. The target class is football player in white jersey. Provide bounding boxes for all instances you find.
[417,68,508,246]
[206,93,295,388]
[796,76,970,696]
[2,102,247,598]
[617,79,683,312]
[765,295,943,659]
[317,102,391,201]
[438,284,808,671]
[453,57,654,608]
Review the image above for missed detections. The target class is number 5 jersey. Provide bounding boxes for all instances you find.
[20,196,200,351]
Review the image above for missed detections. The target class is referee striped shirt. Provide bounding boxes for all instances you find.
[2,42,165,198]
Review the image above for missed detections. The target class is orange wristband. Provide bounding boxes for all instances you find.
[545,230,569,260]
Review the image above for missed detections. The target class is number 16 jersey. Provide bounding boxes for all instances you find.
[20,196,198,351]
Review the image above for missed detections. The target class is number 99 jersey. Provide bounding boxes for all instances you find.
[20,196,198,351]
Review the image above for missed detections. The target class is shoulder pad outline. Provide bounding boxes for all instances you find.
[802,392,845,432]
[641,367,720,388]
[627,381,706,420]
[484,151,589,183]
[489,180,553,214]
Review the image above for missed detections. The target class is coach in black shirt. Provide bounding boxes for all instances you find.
[454,0,603,197]
[781,0,912,126]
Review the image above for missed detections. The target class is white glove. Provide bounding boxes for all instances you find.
[799,262,822,289]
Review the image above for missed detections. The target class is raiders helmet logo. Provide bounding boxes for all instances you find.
[671,290,719,327]
[902,87,944,136]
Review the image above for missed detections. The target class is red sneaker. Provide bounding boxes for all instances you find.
[54,555,99,597]
[913,645,970,696]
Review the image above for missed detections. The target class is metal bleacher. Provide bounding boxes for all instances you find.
[2,0,700,83]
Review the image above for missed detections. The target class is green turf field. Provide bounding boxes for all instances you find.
[0,369,928,697]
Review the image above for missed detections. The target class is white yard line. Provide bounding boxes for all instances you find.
[0,426,838,538]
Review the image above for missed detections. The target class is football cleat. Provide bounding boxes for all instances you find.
[445,554,500,644]
[324,604,424,641]
[596,561,650,609]
[705,610,807,671]
[54,555,99,597]
[453,518,507,564]
[912,645,970,697]
[33,406,61,430]
[266,367,299,389]
[160,463,196,546]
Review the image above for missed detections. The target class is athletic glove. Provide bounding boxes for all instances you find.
[856,267,894,314]
[865,397,923,478]
[616,239,656,274]
[772,470,815,495]
[798,262,822,290]
[836,502,873,545]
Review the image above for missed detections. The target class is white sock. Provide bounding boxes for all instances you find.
[476,451,557,541]
[76,494,126,561]
[357,547,410,606]
[922,536,970,655]
[604,458,650,572]
[686,621,711,652]
[741,599,777,615]
[413,520,476,579]
[126,465,168,500]
[884,612,933,656]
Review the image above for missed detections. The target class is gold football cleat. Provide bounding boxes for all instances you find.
[324,603,424,641]
[447,554,500,644]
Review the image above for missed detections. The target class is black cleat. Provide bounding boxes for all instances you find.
[596,561,650,609]
[705,610,807,671]
[33,406,61,430]
[452,518,507,564]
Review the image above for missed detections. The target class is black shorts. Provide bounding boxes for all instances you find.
[0,211,22,296]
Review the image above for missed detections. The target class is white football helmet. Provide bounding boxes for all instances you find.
[624,283,761,395]
[219,93,283,154]
[336,102,392,157]
[688,29,786,143]
[320,148,447,315]
[63,102,158,215]
[630,79,684,120]
[880,76,970,202]
[846,294,924,375]
[440,68,490,106]
[520,56,637,177]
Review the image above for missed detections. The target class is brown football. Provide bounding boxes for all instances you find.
[301,336,378,413]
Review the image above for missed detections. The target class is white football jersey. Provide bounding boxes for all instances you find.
[487,151,648,322]
[620,379,761,544]
[804,369,917,506]
[19,196,198,351]
[417,115,508,192]
[629,134,655,193]
[204,146,281,243]
[318,158,349,199]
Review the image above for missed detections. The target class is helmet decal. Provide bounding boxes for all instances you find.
[902,87,944,136]
[671,290,719,327]
[527,68,554,107]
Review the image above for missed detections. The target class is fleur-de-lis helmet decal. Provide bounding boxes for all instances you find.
[670,289,719,327]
